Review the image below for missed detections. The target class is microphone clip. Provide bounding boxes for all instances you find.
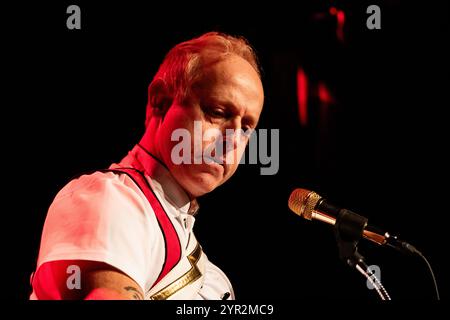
[334,209,391,300]
[334,208,367,266]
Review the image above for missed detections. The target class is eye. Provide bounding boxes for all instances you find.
[207,107,226,118]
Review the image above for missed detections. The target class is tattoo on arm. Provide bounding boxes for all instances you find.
[124,286,144,300]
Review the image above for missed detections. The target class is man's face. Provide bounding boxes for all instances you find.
[155,54,264,198]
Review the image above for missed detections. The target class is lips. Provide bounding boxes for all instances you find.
[203,155,224,166]
[200,155,228,178]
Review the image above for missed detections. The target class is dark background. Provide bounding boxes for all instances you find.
[4,1,449,301]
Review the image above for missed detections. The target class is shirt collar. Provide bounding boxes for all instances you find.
[118,144,199,217]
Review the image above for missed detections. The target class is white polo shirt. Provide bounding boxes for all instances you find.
[30,145,234,300]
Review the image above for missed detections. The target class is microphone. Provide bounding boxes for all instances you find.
[288,188,420,255]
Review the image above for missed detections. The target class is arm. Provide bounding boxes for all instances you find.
[33,260,145,300]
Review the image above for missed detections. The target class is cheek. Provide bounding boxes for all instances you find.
[226,137,248,160]
[166,109,195,134]
[236,138,248,156]
[158,108,196,161]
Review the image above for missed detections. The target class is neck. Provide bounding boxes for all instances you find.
[138,118,163,165]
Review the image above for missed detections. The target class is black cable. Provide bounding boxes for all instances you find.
[416,251,440,300]
[404,244,440,300]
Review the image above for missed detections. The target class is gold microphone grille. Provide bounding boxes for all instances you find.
[288,188,321,220]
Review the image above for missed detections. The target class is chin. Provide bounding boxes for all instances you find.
[187,172,222,197]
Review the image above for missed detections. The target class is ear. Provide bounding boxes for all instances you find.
[147,79,173,117]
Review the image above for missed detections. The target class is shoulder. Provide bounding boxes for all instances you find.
[55,170,140,199]
[50,170,150,213]
[43,169,162,241]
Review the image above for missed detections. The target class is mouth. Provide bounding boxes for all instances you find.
[203,155,224,166]
[201,155,227,177]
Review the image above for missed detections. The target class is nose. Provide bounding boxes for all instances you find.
[222,116,246,150]
[223,116,242,132]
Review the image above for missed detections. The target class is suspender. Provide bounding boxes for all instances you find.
[102,167,182,289]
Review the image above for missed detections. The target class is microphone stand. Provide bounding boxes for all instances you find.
[334,209,391,300]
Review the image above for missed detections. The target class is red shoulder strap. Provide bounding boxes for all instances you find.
[103,168,182,289]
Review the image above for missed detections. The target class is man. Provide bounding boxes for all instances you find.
[30,32,264,300]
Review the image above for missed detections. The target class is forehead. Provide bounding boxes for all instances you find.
[192,55,264,113]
